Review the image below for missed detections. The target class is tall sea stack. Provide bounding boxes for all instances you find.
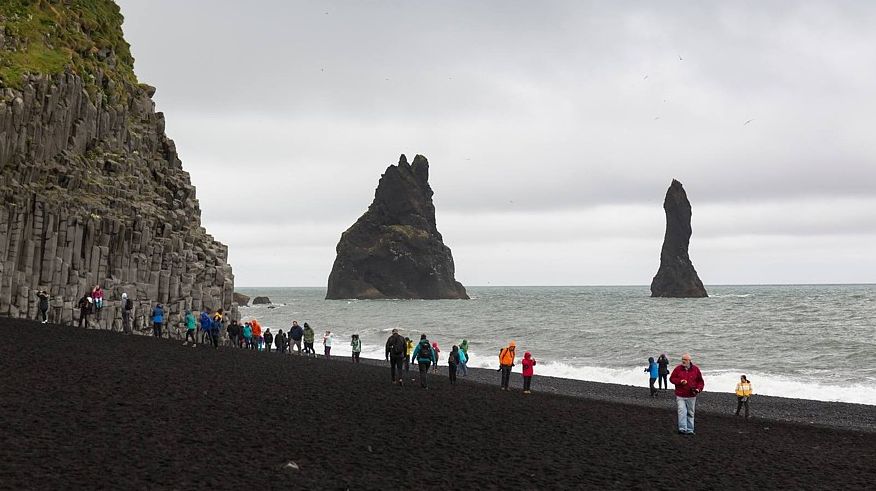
[0,1,235,327]
[650,179,708,298]
[326,154,468,300]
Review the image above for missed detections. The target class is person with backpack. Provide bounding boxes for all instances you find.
[448,345,461,385]
[35,289,50,324]
[76,294,92,329]
[431,342,441,373]
[657,354,670,390]
[385,329,407,384]
[411,334,437,389]
[121,292,134,334]
[458,345,468,377]
[303,323,315,356]
[645,356,659,397]
[242,322,254,349]
[498,341,517,390]
[151,303,164,338]
[264,328,274,353]
[521,351,537,394]
[183,310,197,346]
[323,330,334,359]
[289,320,304,354]
[350,334,362,363]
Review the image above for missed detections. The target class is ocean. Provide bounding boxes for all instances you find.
[236,285,876,405]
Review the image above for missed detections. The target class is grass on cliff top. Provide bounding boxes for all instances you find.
[0,0,136,90]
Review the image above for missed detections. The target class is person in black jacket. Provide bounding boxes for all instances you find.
[76,295,92,329]
[657,353,670,390]
[264,329,274,353]
[275,330,287,354]
[35,289,50,324]
[385,329,407,385]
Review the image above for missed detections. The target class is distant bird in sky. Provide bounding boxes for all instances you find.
[654,116,661,120]
[678,55,683,61]
[643,75,649,80]
[744,119,754,126]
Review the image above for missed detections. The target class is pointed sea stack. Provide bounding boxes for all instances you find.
[326,155,468,300]
[650,180,708,298]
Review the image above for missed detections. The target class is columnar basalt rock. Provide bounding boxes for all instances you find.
[326,154,468,300]
[0,2,235,329]
[650,179,708,298]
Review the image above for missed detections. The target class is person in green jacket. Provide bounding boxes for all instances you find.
[182,310,197,346]
[303,323,316,357]
[411,334,437,389]
[351,334,362,363]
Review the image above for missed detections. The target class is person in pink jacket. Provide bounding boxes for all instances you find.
[669,353,705,435]
[521,351,537,394]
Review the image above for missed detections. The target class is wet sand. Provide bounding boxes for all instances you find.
[1,317,874,489]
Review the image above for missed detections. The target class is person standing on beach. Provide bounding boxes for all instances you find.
[351,334,362,363]
[251,319,264,351]
[35,289,50,324]
[264,328,274,353]
[657,354,670,390]
[735,375,753,418]
[151,303,164,338]
[323,330,334,359]
[199,310,211,344]
[521,351,536,394]
[412,334,437,389]
[122,293,133,334]
[303,323,315,356]
[275,329,287,353]
[448,345,460,385]
[431,342,441,373]
[498,341,517,390]
[645,357,659,397]
[227,320,241,348]
[404,337,414,381]
[76,294,92,329]
[669,353,705,435]
[242,322,253,349]
[457,345,468,377]
[289,320,304,354]
[183,310,197,346]
[385,329,407,384]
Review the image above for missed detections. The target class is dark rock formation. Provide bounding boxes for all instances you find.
[650,180,708,298]
[233,292,251,306]
[251,296,272,305]
[0,1,236,328]
[326,154,468,300]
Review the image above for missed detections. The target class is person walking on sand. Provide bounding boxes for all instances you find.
[303,323,315,356]
[35,289,50,324]
[199,310,212,344]
[657,354,670,390]
[122,292,133,334]
[645,357,659,397]
[227,320,241,348]
[323,330,334,359]
[210,310,224,349]
[521,351,537,394]
[431,342,441,373]
[289,320,304,354]
[76,294,92,329]
[448,345,460,385]
[264,328,274,353]
[411,334,437,389]
[498,341,517,390]
[183,310,197,346]
[151,303,164,338]
[251,319,263,351]
[385,329,407,384]
[404,337,415,381]
[735,375,753,419]
[669,353,705,435]
[351,334,362,363]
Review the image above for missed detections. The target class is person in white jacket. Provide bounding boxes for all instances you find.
[323,330,334,359]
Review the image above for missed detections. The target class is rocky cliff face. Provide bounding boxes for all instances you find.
[650,179,707,298]
[0,1,235,328]
[326,154,468,300]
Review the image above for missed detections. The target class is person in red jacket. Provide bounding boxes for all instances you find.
[669,353,705,435]
[521,351,537,394]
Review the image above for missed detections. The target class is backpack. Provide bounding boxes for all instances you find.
[417,342,431,360]
[391,336,405,357]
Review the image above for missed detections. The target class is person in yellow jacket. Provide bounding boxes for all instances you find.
[404,337,415,381]
[498,341,516,390]
[735,375,753,418]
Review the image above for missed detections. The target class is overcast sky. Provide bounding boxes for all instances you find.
[116,0,876,287]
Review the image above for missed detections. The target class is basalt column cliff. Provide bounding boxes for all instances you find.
[650,179,708,298]
[326,155,468,300]
[0,1,235,328]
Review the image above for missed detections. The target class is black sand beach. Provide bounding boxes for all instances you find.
[2,317,874,489]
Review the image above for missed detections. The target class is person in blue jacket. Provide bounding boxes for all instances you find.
[151,303,164,338]
[199,310,212,344]
[645,356,659,397]
[411,334,437,389]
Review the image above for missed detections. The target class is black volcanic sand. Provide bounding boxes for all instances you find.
[2,318,875,489]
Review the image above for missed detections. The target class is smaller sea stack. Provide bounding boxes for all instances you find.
[326,155,468,300]
[650,179,708,298]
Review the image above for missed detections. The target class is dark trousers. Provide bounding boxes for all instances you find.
[500,365,512,389]
[418,362,431,388]
[38,308,48,322]
[449,364,457,384]
[649,377,657,396]
[390,357,404,382]
[659,374,668,389]
[523,376,532,391]
[736,397,750,418]
[185,330,196,343]
[211,334,219,348]
[304,342,314,355]
[352,352,360,363]
[404,357,410,376]
[266,344,272,353]
[122,310,132,334]
[78,311,89,328]
[153,323,162,337]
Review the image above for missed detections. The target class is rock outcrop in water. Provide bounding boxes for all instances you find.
[326,154,468,300]
[0,1,235,328]
[650,179,708,298]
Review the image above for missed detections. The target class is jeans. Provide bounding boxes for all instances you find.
[449,364,457,384]
[292,339,302,353]
[676,396,696,433]
[500,364,512,389]
[736,397,750,418]
[390,357,404,382]
[418,362,431,388]
[523,376,532,392]
[459,361,468,376]
[352,352,360,363]
[649,378,657,396]
[324,346,331,359]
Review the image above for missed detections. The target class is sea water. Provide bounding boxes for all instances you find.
[237,285,876,405]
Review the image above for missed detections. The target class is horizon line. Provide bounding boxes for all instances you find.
[235,282,876,289]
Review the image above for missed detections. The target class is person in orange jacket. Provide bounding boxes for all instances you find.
[250,319,264,351]
[498,341,516,390]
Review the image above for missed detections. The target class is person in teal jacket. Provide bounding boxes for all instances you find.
[183,310,197,346]
[458,347,468,377]
[242,323,253,349]
[411,334,436,389]
[645,356,659,397]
